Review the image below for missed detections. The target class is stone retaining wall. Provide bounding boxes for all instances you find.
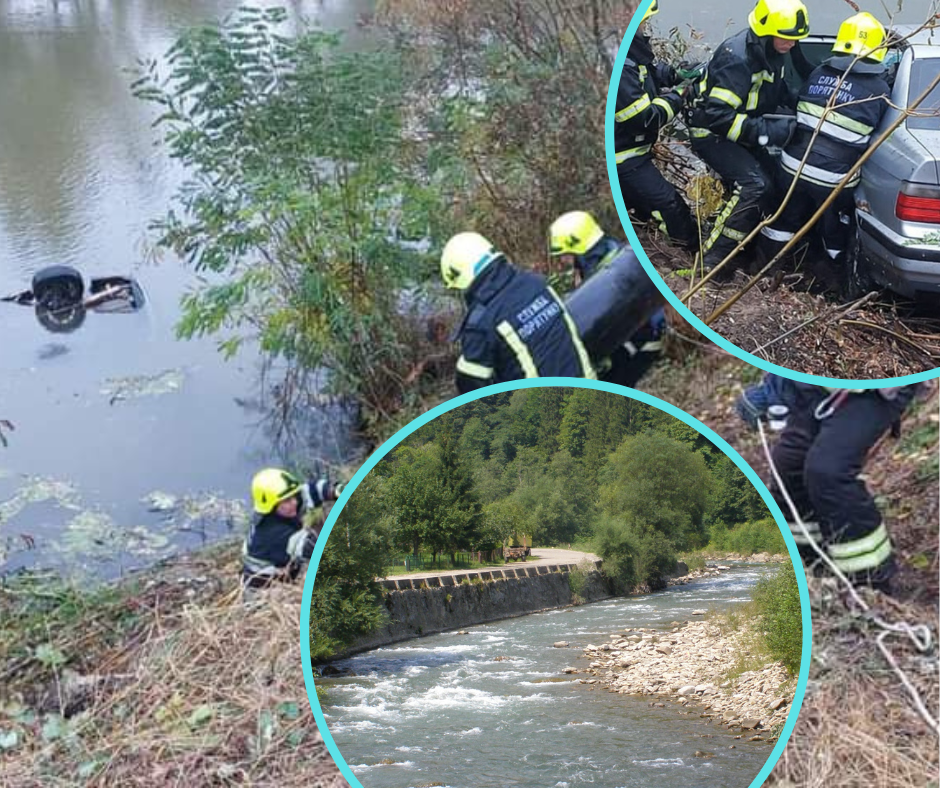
[337,563,609,658]
[377,560,603,591]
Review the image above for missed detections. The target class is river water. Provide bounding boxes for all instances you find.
[0,0,369,578]
[319,564,786,788]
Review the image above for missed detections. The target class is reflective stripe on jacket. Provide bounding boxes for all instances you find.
[455,259,595,392]
[781,56,890,188]
[689,29,795,146]
[614,34,683,165]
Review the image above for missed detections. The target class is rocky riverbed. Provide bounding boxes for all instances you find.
[561,576,794,743]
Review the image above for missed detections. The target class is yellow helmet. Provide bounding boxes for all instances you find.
[549,211,605,257]
[748,0,809,40]
[833,12,887,63]
[440,232,500,290]
[641,0,659,24]
[251,467,303,515]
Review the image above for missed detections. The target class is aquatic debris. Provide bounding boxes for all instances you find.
[141,490,249,533]
[143,491,177,512]
[100,369,184,404]
[0,476,81,523]
[60,511,171,562]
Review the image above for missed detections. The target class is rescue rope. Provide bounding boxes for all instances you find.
[757,418,939,734]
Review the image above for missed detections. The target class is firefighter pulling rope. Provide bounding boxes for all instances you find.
[757,417,939,733]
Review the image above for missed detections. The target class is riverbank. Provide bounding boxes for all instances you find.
[0,544,347,787]
[570,617,793,743]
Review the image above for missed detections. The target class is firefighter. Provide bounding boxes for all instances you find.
[549,210,666,387]
[242,468,344,589]
[614,0,699,250]
[736,377,918,593]
[760,13,891,292]
[689,0,811,274]
[442,231,596,391]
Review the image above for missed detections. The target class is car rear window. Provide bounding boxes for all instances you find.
[909,59,940,130]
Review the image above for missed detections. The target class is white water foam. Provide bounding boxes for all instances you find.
[631,758,685,768]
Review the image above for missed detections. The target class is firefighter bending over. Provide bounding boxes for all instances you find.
[549,210,665,387]
[689,0,812,275]
[442,231,596,392]
[614,0,699,251]
[737,376,919,594]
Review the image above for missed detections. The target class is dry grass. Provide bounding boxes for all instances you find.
[641,223,940,380]
[1,553,347,787]
[640,359,940,787]
[768,582,938,788]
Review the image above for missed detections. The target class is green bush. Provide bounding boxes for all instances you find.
[678,553,707,572]
[752,563,803,674]
[708,518,786,556]
[567,558,594,597]
[593,515,677,591]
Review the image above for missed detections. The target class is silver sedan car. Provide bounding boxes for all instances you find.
[795,26,940,297]
[855,25,940,297]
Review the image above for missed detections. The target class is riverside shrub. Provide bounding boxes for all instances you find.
[752,563,802,674]
[709,518,787,556]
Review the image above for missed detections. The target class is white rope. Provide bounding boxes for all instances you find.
[757,418,939,733]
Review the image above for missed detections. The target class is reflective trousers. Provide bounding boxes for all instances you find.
[692,135,776,268]
[770,387,911,583]
[760,171,856,263]
[618,156,698,250]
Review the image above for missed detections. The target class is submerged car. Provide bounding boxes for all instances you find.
[794,25,940,297]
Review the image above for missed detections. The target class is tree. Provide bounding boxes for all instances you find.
[383,445,442,557]
[709,455,770,527]
[379,0,639,264]
[308,473,393,661]
[598,432,711,550]
[133,8,445,419]
[559,389,593,459]
[437,416,482,559]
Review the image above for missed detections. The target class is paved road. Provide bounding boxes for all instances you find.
[387,547,600,582]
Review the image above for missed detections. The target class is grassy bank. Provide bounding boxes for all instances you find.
[0,545,345,787]
[639,358,939,787]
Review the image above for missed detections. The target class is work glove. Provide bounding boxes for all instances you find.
[676,62,704,81]
[759,116,796,148]
[654,63,679,88]
[661,90,685,113]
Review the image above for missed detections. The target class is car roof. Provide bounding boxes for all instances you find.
[892,24,940,49]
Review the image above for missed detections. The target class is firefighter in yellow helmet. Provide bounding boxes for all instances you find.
[242,468,344,588]
[688,0,813,276]
[549,211,667,387]
[760,12,891,295]
[441,231,595,391]
[614,0,699,251]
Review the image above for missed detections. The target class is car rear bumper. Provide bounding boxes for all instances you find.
[857,213,940,296]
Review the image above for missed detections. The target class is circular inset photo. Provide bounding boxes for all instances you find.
[607,0,940,383]
[301,381,811,788]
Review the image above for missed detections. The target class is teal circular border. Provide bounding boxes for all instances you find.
[606,0,940,388]
[299,377,813,788]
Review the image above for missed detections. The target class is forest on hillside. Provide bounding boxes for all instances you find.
[339,388,778,588]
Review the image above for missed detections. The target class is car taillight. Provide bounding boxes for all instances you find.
[896,182,940,224]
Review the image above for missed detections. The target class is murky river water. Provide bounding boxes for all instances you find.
[319,565,788,788]
[0,0,369,577]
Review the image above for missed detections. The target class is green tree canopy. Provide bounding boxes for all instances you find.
[598,432,711,550]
